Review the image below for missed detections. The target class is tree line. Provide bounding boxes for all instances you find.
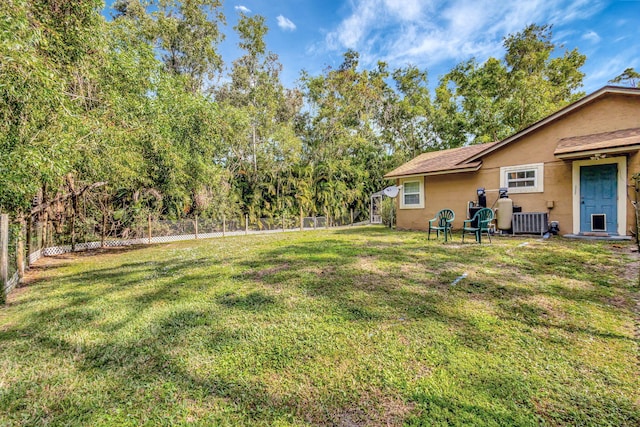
[1,0,606,235]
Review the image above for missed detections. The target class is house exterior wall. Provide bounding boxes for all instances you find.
[395,93,640,235]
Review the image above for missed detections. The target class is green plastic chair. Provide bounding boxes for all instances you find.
[428,209,455,242]
[462,208,494,244]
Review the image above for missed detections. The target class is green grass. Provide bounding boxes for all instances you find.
[0,227,638,426]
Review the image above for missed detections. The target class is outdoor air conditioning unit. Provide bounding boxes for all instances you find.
[512,212,548,236]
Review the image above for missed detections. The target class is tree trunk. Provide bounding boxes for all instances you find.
[252,125,257,173]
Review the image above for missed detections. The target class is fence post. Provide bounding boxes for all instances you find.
[245,215,248,235]
[0,214,8,304]
[101,211,107,248]
[26,215,33,266]
[282,214,285,232]
[42,211,48,249]
[351,209,354,226]
[194,215,198,239]
[147,214,152,244]
[37,220,43,256]
[17,217,25,280]
[313,215,317,230]
[300,207,303,231]
[71,212,76,252]
[222,214,226,237]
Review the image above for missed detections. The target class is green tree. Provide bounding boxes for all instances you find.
[299,51,392,222]
[114,0,226,93]
[609,67,640,88]
[0,0,104,215]
[381,65,436,161]
[216,13,301,220]
[436,24,586,145]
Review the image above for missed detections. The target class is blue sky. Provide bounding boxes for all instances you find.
[103,0,640,93]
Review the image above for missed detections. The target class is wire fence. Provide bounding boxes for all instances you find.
[1,210,368,302]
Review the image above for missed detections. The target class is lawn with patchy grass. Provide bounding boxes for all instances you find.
[0,227,638,426]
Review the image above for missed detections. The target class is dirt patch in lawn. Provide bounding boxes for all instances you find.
[252,263,291,279]
[307,390,417,427]
[354,256,386,275]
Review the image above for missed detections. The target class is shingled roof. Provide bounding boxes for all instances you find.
[555,127,640,157]
[384,142,497,179]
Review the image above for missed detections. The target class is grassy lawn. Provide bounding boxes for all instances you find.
[0,227,638,426]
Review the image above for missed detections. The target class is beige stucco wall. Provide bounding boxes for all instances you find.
[395,93,640,235]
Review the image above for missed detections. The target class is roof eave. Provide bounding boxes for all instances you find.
[384,163,482,179]
[555,144,640,159]
[424,164,483,176]
[383,173,425,180]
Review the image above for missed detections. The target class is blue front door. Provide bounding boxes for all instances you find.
[580,164,617,234]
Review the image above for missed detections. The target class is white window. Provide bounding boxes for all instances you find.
[400,179,424,209]
[500,163,544,194]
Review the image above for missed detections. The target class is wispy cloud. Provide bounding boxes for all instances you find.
[583,47,640,89]
[586,60,624,84]
[234,5,251,13]
[382,0,427,21]
[324,0,606,71]
[582,30,601,43]
[277,15,297,31]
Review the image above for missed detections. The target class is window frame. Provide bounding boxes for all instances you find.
[499,163,544,194]
[400,178,424,209]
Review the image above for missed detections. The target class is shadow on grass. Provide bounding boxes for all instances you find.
[217,291,277,311]
[1,230,637,425]
[246,235,637,345]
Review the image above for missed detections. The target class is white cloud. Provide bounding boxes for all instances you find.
[234,5,251,13]
[277,15,297,31]
[382,0,427,21]
[549,0,606,25]
[324,0,607,72]
[327,2,377,49]
[583,47,640,89]
[582,30,601,43]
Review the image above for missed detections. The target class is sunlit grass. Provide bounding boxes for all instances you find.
[0,227,638,425]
